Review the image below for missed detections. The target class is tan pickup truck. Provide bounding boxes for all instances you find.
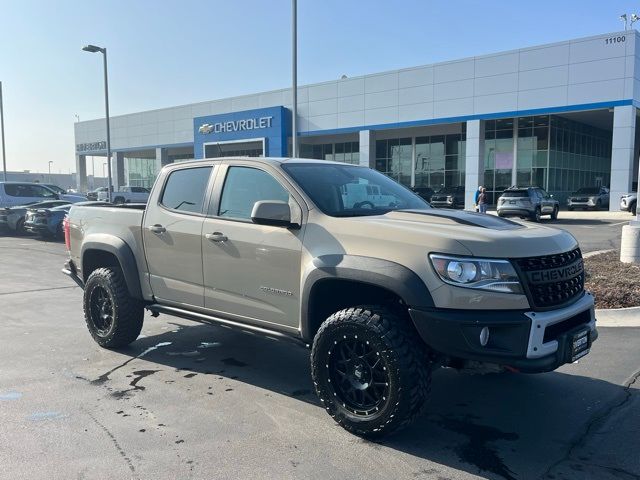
[63,157,597,437]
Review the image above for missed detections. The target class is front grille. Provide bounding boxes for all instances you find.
[514,248,584,309]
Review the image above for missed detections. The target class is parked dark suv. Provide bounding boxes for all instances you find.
[411,186,435,202]
[497,186,559,222]
[429,185,465,209]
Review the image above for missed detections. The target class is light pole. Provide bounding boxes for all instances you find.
[82,44,112,202]
[291,0,298,158]
[48,161,53,183]
[102,162,106,181]
[0,81,6,181]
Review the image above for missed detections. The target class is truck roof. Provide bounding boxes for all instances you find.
[166,157,362,169]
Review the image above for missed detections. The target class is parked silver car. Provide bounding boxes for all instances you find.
[497,186,559,222]
[567,186,609,210]
[620,193,637,215]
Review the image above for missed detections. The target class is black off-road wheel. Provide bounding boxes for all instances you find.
[551,206,559,221]
[311,306,431,438]
[83,267,144,348]
[630,201,637,215]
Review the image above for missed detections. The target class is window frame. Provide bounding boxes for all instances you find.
[157,165,217,217]
[209,164,295,224]
[207,161,306,225]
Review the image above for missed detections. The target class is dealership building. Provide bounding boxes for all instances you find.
[74,30,640,210]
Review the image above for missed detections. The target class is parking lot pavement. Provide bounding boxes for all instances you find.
[487,210,631,254]
[1,237,639,480]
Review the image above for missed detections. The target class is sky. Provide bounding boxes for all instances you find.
[0,0,638,174]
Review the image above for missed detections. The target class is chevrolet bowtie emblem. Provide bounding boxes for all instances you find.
[198,123,214,134]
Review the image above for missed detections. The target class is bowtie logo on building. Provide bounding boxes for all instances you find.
[198,124,214,134]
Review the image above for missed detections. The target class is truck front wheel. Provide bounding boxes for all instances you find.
[311,306,430,437]
[83,267,144,348]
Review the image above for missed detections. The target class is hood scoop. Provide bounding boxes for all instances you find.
[395,209,525,230]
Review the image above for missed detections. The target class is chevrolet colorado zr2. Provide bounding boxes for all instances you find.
[63,157,597,437]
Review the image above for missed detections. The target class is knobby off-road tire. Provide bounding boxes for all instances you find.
[311,306,431,438]
[83,267,144,348]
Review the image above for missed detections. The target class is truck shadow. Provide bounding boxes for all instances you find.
[112,320,635,480]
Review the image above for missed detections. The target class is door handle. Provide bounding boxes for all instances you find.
[148,224,166,234]
[205,232,228,242]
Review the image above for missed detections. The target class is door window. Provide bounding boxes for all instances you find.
[218,167,289,220]
[30,185,57,198]
[160,166,213,214]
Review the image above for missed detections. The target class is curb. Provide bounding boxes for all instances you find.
[583,249,614,258]
[595,307,640,327]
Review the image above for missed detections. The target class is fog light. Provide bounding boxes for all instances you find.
[480,327,490,347]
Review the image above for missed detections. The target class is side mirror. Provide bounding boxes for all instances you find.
[251,200,296,228]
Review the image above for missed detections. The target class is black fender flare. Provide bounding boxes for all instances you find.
[300,254,434,341]
[81,235,142,300]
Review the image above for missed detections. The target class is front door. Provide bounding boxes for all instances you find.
[143,165,214,307]
[202,164,305,329]
[538,188,554,214]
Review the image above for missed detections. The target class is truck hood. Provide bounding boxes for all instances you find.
[344,209,578,258]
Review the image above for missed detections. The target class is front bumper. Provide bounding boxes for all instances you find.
[568,200,595,208]
[430,201,455,208]
[408,292,597,373]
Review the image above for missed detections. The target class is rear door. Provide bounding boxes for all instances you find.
[143,165,216,307]
[201,162,306,329]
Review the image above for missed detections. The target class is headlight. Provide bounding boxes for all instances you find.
[429,254,523,294]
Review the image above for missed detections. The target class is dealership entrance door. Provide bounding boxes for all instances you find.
[204,139,264,158]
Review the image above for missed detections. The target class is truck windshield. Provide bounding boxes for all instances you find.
[282,163,429,217]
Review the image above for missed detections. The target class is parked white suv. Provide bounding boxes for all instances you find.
[620,193,637,215]
[0,182,84,208]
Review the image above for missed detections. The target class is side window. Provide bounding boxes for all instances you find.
[30,185,57,198]
[4,184,20,196]
[160,166,213,214]
[218,167,289,220]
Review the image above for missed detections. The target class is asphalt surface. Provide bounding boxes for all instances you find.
[1,234,639,480]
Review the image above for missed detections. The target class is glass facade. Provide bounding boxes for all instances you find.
[483,115,611,204]
[375,132,466,189]
[484,118,515,203]
[125,158,158,189]
[415,133,466,190]
[205,141,263,158]
[548,116,611,204]
[299,141,360,165]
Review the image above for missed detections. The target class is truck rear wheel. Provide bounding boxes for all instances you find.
[83,267,144,348]
[311,306,430,437]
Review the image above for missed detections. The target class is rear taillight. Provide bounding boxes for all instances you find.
[63,216,71,251]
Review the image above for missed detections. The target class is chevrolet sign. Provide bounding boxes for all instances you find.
[76,141,107,152]
[198,116,273,135]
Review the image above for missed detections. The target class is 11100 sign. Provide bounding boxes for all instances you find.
[605,36,626,44]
